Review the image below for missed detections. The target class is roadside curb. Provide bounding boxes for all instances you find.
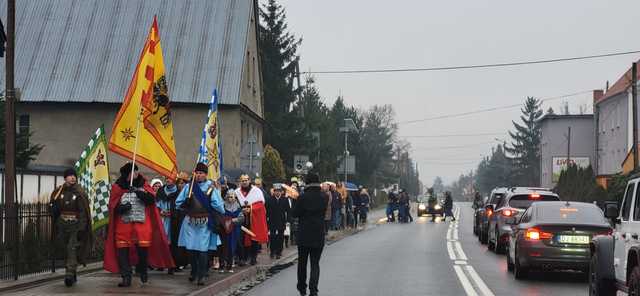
[0,263,103,293]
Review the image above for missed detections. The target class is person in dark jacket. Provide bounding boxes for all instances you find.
[293,173,327,296]
[266,184,290,259]
[443,191,456,222]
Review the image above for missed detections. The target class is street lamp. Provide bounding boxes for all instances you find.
[339,118,358,184]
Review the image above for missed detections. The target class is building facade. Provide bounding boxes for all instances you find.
[539,114,595,188]
[0,0,264,177]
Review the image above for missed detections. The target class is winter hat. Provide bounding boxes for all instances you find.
[151,178,163,187]
[63,168,77,178]
[195,162,208,174]
[119,162,139,177]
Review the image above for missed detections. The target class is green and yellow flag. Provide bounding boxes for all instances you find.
[75,125,111,230]
[109,16,178,178]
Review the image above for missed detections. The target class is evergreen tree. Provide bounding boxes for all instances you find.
[259,0,303,169]
[505,97,543,186]
[262,145,286,183]
[432,176,444,193]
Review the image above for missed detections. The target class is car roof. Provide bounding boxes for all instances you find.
[491,187,508,194]
[531,201,596,209]
[505,187,557,198]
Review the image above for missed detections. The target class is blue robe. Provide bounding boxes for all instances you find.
[176,180,225,252]
[156,186,177,240]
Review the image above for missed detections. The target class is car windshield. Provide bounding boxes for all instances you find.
[490,193,504,204]
[537,205,607,224]
[508,194,559,209]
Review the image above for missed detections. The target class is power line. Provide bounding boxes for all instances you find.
[400,132,506,138]
[399,90,592,125]
[302,49,640,74]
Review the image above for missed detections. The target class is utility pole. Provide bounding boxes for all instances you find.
[566,126,571,167]
[4,0,16,280]
[633,62,638,170]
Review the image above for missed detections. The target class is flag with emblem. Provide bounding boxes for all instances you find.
[109,16,178,178]
[75,125,111,230]
[198,89,222,180]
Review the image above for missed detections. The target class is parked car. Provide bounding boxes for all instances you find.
[590,175,640,295]
[416,194,443,217]
[505,201,611,279]
[487,187,560,253]
[478,188,507,244]
[473,196,488,236]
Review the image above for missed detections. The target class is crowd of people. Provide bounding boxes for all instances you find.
[49,162,373,293]
[385,187,414,223]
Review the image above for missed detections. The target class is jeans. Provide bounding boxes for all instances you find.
[297,246,323,295]
[332,209,341,229]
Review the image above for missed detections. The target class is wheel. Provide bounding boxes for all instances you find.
[629,265,640,296]
[494,229,505,254]
[588,251,615,296]
[481,228,489,244]
[514,245,528,280]
[506,245,514,272]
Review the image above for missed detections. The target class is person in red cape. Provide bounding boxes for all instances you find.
[235,174,269,265]
[104,162,174,287]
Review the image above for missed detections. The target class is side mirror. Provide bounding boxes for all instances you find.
[505,217,517,225]
[604,204,619,219]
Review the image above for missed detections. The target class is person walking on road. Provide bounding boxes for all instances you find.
[293,173,327,296]
[266,184,290,259]
[359,188,371,224]
[235,174,269,266]
[221,190,245,273]
[175,163,225,286]
[443,191,456,222]
[49,168,93,287]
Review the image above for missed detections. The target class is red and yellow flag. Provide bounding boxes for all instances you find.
[109,17,178,178]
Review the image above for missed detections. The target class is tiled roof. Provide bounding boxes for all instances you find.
[0,0,253,105]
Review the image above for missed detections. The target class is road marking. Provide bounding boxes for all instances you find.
[447,241,457,260]
[454,241,468,260]
[466,265,496,296]
[454,260,467,265]
[453,265,479,296]
[447,228,453,240]
[453,228,459,240]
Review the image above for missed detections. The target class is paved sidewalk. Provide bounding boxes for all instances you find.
[2,208,386,296]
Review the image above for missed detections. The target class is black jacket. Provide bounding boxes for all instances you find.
[266,195,290,231]
[293,184,328,248]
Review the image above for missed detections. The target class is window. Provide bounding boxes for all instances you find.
[17,114,30,147]
[621,183,635,221]
[247,51,251,88]
[508,194,559,209]
[633,184,640,221]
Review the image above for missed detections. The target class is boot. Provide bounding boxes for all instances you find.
[137,247,149,283]
[64,275,74,287]
[117,248,132,287]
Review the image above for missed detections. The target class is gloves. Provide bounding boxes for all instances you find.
[134,190,155,205]
[116,202,132,214]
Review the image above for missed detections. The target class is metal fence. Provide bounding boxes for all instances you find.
[0,202,104,280]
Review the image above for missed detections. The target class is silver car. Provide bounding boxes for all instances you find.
[486,187,560,254]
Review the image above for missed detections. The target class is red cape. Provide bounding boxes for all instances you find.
[104,179,175,273]
[244,201,269,246]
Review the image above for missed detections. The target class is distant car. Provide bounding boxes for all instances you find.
[473,196,489,236]
[506,201,612,279]
[478,188,507,244]
[487,187,560,253]
[416,195,444,217]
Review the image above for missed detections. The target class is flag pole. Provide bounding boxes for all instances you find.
[129,107,144,187]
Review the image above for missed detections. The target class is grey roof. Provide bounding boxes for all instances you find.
[537,113,593,123]
[0,0,253,105]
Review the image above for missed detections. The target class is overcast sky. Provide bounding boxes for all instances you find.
[273,0,640,186]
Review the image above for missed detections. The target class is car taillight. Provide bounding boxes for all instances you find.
[525,228,553,240]
[486,209,493,216]
[501,208,517,217]
[596,229,613,236]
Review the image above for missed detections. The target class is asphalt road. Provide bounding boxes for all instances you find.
[244,203,590,296]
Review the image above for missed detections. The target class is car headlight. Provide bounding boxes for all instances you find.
[418,204,426,210]
[434,205,442,210]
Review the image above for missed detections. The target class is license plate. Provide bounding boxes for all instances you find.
[557,235,589,244]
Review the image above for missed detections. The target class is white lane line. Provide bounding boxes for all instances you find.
[453,228,459,240]
[454,260,467,265]
[453,265,479,296]
[447,241,457,260]
[447,228,453,240]
[454,241,468,260]
[466,265,496,296]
